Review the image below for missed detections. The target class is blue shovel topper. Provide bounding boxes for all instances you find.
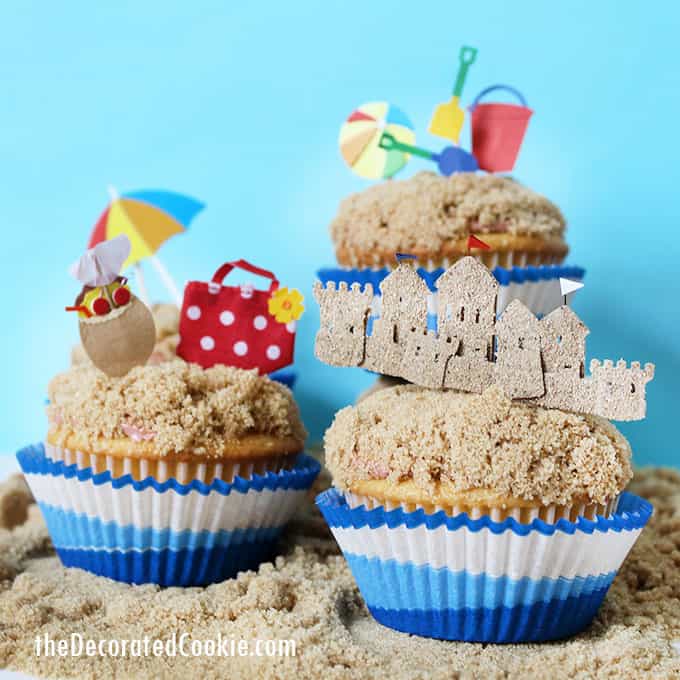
[379,131,478,176]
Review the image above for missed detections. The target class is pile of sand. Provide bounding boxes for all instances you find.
[0,464,678,679]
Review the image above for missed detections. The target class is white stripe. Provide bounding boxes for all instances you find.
[25,472,306,533]
[329,523,641,581]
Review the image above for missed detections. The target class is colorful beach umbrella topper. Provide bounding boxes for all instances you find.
[88,188,204,305]
[338,102,415,180]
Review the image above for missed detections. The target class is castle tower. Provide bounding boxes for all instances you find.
[436,256,498,358]
[438,257,498,392]
[365,263,430,374]
[313,281,373,367]
[494,300,544,398]
[539,306,589,378]
[401,331,459,389]
[588,359,655,420]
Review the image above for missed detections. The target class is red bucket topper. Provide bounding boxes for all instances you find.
[176,259,303,373]
[469,85,532,173]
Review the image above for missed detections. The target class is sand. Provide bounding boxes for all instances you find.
[0,463,679,679]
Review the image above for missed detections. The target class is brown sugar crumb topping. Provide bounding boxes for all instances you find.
[47,361,307,456]
[330,171,566,258]
[325,385,632,505]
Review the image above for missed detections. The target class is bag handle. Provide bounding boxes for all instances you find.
[469,84,528,111]
[210,259,279,293]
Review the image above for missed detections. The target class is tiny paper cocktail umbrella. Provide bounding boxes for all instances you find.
[88,188,205,305]
[429,46,478,143]
[69,234,131,287]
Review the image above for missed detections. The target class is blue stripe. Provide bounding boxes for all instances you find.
[55,543,277,586]
[316,488,652,537]
[38,502,282,551]
[269,370,296,388]
[343,552,616,610]
[17,444,320,496]
[317,265,586,293]
[367,587,609,642]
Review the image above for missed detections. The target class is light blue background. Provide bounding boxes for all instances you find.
[1,2,678,467]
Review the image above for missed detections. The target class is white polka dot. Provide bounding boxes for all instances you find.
[253,315,268,331]
[186,305,201,320]
[233,341,248,356]
[200,336,215,351]
[220,310,235,326]
[266,345,281,360]
[286,321,297,333]
[240,284,254,299]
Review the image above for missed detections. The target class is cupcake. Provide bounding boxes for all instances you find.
[19,361,319,586]
[329,172,567,269]
[316,385,652,642]
[318,172,583,337]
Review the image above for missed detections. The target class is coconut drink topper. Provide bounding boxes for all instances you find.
[66,234,156,377]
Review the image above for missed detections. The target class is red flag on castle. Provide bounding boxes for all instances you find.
[467,234,490,254]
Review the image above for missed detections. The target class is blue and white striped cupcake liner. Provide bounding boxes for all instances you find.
[17,443,320,587]
[316,488,651,643]
[317,263,585,325]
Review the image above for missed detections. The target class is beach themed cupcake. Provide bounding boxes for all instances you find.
[21,236,317,586]
[19,361,319,586]
[316,385,652,642]
[330,172,567,269]
[318,173,584,330]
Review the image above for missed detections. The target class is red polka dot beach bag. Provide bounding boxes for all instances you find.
[176,259,297,373]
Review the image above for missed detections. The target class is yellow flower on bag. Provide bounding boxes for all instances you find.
[268,287,305,324]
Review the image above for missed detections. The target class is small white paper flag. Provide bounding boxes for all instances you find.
[559,277,585,296]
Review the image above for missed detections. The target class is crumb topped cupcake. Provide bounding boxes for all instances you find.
[326,385,629,520]
[47,361,306,477]
[330,172,567,270]
[317,386,652,643]
[20,361,319,586]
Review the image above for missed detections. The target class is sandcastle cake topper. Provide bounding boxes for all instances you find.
[314,256,655,421]
[338,45,532,179]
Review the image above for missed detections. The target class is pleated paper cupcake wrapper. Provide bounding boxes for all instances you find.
[45,442,293,483]
[330,250,565,274]
[345,491,619,524]
[317,263,585,323]
[17,443,320,587]
[316,488,652,643]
